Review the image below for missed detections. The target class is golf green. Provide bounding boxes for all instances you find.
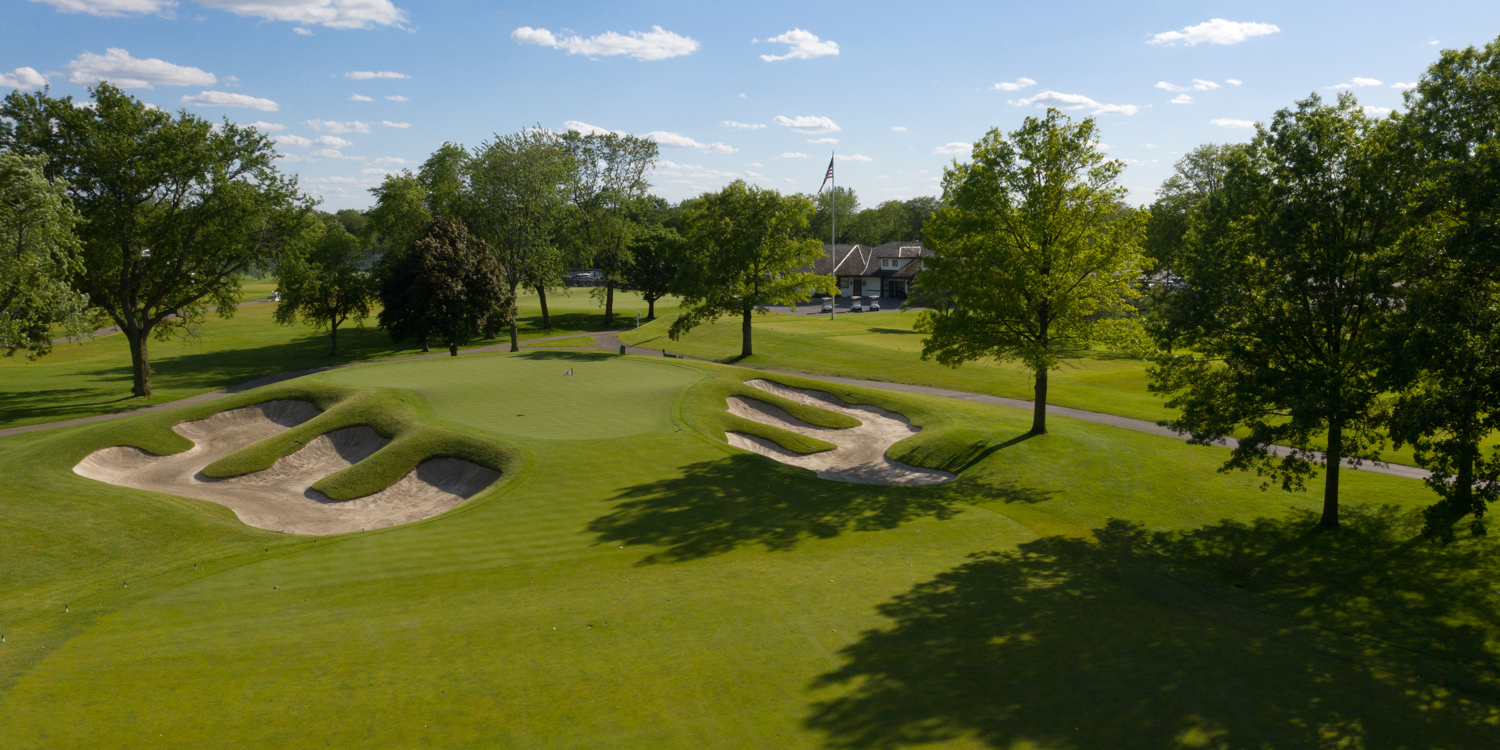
[316,352,701,440]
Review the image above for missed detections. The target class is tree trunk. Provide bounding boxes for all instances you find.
[741,304,753,359]
[647,296,655,320]
[1320,420,1343,529]
[330,321,339,356]
[126,326,152,398]
[509,282,521,352]
[449,340,459,357]
[421,336,430,353]
[605,279,615,326]
[1031,368,1048,435]
[537,284,552,329]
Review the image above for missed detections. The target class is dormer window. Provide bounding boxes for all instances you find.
[882,258,900,269]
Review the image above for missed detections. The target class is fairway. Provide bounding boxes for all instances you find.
[2,353,1497,748]
[318,352,700,440]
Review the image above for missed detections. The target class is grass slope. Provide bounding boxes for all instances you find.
[0,290,678,430]
[1,352,1496,748]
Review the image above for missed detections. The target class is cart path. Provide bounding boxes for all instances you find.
[1,329,1436,483]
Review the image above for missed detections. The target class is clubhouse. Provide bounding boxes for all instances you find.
[811,241,934,299]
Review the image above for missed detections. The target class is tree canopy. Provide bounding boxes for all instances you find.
[918,109,1148,435]
[1,83,308,397]
[560,130,658,325]
[273,215,375,356]
[671,180,833,358]
[377,217,513,356]
[0,151,93,360]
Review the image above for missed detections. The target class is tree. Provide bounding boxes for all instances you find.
[365,172,431,256]
[0,152,94,359]
[1382,38,1500,537]
[273,216,375,356]
[377,217,513,356]
[1149,94,1405,530]
[1143,144,1235,274]
[417,142,472,222]
[622,220,681,320]
[917,110,1149,436]
[561,131,658,325]
[468,128,570,350]
[671,180,834,358]
[1,83,307,397]
[805,185,860,244]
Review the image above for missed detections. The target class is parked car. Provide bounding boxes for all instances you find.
[820,298,834,313]
[868,297,881,312]
[851,296,863,312]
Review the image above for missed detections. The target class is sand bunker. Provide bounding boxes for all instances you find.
[74,400,500,535]
[725,379,954,485]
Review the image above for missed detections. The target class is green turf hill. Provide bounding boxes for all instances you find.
[1,351,1496,748]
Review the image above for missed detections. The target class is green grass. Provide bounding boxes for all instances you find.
[0,290,679,430]
[2,352,1496,748]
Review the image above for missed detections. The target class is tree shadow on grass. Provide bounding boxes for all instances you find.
[588,454,1045,564]
[806,506,1500,749]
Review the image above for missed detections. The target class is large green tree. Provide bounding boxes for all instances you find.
[1143,144,1235,274]
[273,216,375,356]
[1382,38,1500,537]
[918,110,1149,436]
[622,218,681,321]
[468,128,571,350]
[365,172,431,256]
[0,152,94,359]
[671,180,834,358]
[560,131,657,325]
[377,217,513,356]
[1149,94,1406,530]
[1,83,307,397]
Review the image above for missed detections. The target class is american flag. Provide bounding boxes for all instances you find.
[818,156,835,192]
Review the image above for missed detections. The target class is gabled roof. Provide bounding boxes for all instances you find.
[810,241,932,277]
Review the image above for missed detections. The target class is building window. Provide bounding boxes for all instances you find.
[882,258,898,269]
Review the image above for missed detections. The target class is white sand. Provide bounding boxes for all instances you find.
[74,400,500,535]
[725,379,954,485]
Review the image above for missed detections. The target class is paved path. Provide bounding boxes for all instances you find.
[2,328,1434,482]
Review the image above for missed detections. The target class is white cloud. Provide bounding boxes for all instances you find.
[776,152,809,159]
[1211,118,1256,128]
[1330,77,1383,89]
[1144,143,1157,149]
[933,142,969,155]
[196,1,407,29]
[1148,19,1281,46]
[1171,94,1193,104]
[66,48,215,89]
[182,90,278,111]
[250,120,284,131]
[0,67,48,89]
[349,94,374,102]
[1391,81,1417,89]
[644,131,737,154]
[385,95,408,101]
[745,162,763,167]
[1155,81,1187,92]
[1363,106,1393,116]
[722,120,766,130]
[381,120,410,129]
[891,126,907,132]
[275,153,317,163]
[993,77,1036,91]
[835,154,872,162]
[315,135,352,147]
[362,167,390,175]
[293,27,312,35]
[1121,158,1159,166]
[1192,79,1220,90]
[306,119,371,133]
[309,148,363,160]
[563,120,625,136]
[346,71,409,80]
[756,29,839,62]
[654,159,741,180]
[772,115,840,134]
[807,137,838,144]
[739,93,747,99]
[275,134,313,147]
[30,0,172,16]
[373,156,412,165]
[1013,91,1139,116]
[511,25,699,61]
[1225,78,1243,86]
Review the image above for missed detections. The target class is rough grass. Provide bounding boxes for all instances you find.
[3,353,1497,748]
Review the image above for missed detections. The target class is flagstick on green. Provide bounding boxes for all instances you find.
[563,367,575,412]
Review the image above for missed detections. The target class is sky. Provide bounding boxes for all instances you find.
[4,0,1499,212]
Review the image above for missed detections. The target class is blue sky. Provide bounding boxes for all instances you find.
[4,1,1498,211]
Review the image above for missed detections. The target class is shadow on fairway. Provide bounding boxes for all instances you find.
[589,454,1040,563]
[805,506,1500,749]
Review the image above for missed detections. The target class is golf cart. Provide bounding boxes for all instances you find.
[820,297,834,313]
[868,297,881,312]
[851,296,863,312]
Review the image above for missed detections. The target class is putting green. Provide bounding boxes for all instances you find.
[315,352,701,440]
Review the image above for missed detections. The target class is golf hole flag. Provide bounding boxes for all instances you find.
[563,368,573,376]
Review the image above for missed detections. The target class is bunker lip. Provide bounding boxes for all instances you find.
[73,400,499,535]
[725,379,954,486]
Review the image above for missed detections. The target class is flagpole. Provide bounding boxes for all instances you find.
[830,150,836,320]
